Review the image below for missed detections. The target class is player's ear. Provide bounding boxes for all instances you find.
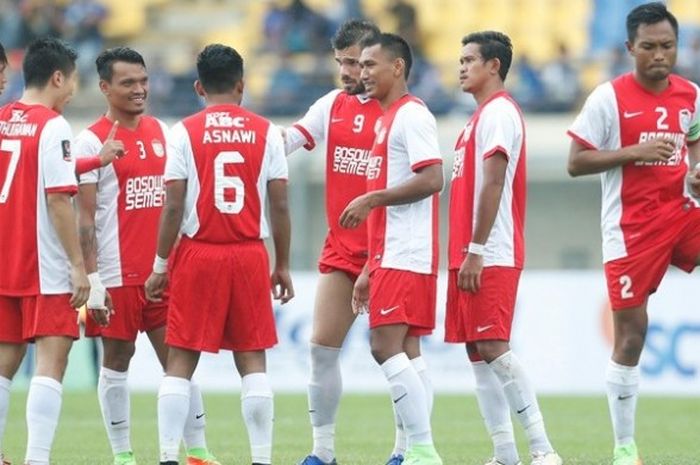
[625,40,634,55]
[489,57,501,77]
[51,69,64,89]
[98,79,110,96]
[194,79,206,98]
[394,57,405,78]
[236,78,244,95]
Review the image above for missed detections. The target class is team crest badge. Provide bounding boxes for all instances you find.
[463,122,474,142]
[679,109,692,134]
[376,127,387,145]
[61,140,72,161]
[152,140,165,157]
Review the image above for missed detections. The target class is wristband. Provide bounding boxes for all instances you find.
[468,242,485,256]
[87,272,103,289]
[153,255,168,274]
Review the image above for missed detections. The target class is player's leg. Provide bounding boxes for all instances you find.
[158,347,201,465]
[26,335,73,465]
[0,342,26,464]
[607,303,647,465]
[234,350,273,465]
[300,270,356,465]
[467,343,519,465]
[99,337,136,465]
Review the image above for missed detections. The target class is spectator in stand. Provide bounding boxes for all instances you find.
[541,43,581,112]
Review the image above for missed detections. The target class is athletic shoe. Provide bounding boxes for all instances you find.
[613,443,642,465]
[531,451,562,465]
[113,451,137,465]
[483,458,522,465]
[1,452,10,465]
[296,455,338,465]
[385,454,404,465]
[186,456,222,465]
[403,444,443,465]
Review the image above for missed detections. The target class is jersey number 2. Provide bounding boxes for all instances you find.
[619,275,634,299]
[214,151,244,214]
[0,140,21,203]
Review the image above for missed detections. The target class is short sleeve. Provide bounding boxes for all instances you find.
[40,116,77,194]
[567,82,615,150]
[266,123,289,180]
[689,83,700,143]
[285,89,340,154]
[74,128,103,184]
[476,99,521,160]
[164,121,190,182]
[397,102,442,171]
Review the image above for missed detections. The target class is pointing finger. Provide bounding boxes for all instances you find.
[106,120,120,140]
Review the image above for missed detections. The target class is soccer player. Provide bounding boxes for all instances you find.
[0,37,92,465]
[0,43,7,96]
[75,47,218,465]
[284,20,417,465]
[144,44,293,465]
[445,31,562,465]
[339,33,443,465]
[567,3,700,464]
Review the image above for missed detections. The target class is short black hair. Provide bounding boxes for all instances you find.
[626,2,678,42]
[196,44,244,94]
[96,47,146,82]
[360,32,413,80]
[461,31,513,81]
[331,19,380,50]
[0,42,7,65]
[23,37,78,89]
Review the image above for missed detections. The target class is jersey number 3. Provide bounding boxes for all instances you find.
[214,150,245,214]
[0,139,21,203]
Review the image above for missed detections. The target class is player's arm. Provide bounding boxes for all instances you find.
[567,138,676,177]
[47,193,90,308]
[283,90,337,155]
[459,153,507,293]
[144,179,185,302]
[74,121,125,175]
[268,179,294,303]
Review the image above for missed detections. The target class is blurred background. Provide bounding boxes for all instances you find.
[2,0,699,395]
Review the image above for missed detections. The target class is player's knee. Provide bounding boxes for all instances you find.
[474,340,509,363]
[370,338,401,364]
[615,331,645,361]
[0,344,27,379]
[102,341,135,371]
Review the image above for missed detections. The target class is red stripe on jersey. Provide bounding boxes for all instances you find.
[411,158,442,172]
[293,123,316,150]
[45,186,78,194]
[483,145,509,160]
[566,130,597,150]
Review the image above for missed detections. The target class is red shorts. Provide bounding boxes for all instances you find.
[368,268,436,336]
[605,208,700,310]
[166,238,277,353]
[85,286,167,341]
[318,236,366,281]
[444,267,521,343]
[0,294,79,343]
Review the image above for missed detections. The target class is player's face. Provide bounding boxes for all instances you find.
[334,45,365,95]
[54,69,78,113]
[627,20,677,82]
[0,62,7,95]
[102,61,148,115]
[459,43,490,93]
[360,44,397,101]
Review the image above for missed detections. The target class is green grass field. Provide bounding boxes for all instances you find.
[2,392,698,464]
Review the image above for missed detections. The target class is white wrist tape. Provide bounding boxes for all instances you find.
[87,272,106,310]
[153,255,168,274]
[468,242,485,256]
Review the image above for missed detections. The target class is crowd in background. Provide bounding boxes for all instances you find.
[0,0,699,116]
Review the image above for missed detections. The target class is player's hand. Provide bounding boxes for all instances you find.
[98,120,126,167]
[688,162,700,197]
[69,265,91,308]
[145,272,168,302]
[340,193,375,229]
[352,271,370,315]
[271,267,294,304]
[86,272,110,326]
[632,137,676,163]
[458,253,483,293]
[89,290,114,327]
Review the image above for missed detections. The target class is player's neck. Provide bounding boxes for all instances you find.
[379,83,409,110]
[472,80,505,106]
[632,70,670,94]
[106,108,140,129]
[205,93,242,107]
[19,89,57,111]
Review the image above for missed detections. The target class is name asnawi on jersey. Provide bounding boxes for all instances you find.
[203,111,256,144]
[125,175,164,211]
[333,145,371,176]
[635,131,685,166]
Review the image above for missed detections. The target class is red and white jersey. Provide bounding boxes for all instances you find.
[76,116,169,287]
[448,91,526,270]
[0,102,77,295]
[286,89,382,260]
[568,73,700,262]
[165,104,288,243]
[366,94,441,275]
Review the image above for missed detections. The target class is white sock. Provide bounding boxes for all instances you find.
[308,344,341,462]
[158,376,191,462]
[411,356,433,415]
[390,403,406,457]
[0,376,12,455]
[489,351,553,455]
[241,373,274,465]
[98,367,131,455]
[380,353,432,448]
[472,361,519,465]
[25,376,63,465]
[183,382,207,451]
[606,359,639,447]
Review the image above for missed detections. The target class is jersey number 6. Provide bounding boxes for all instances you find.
[214,150,245,214]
